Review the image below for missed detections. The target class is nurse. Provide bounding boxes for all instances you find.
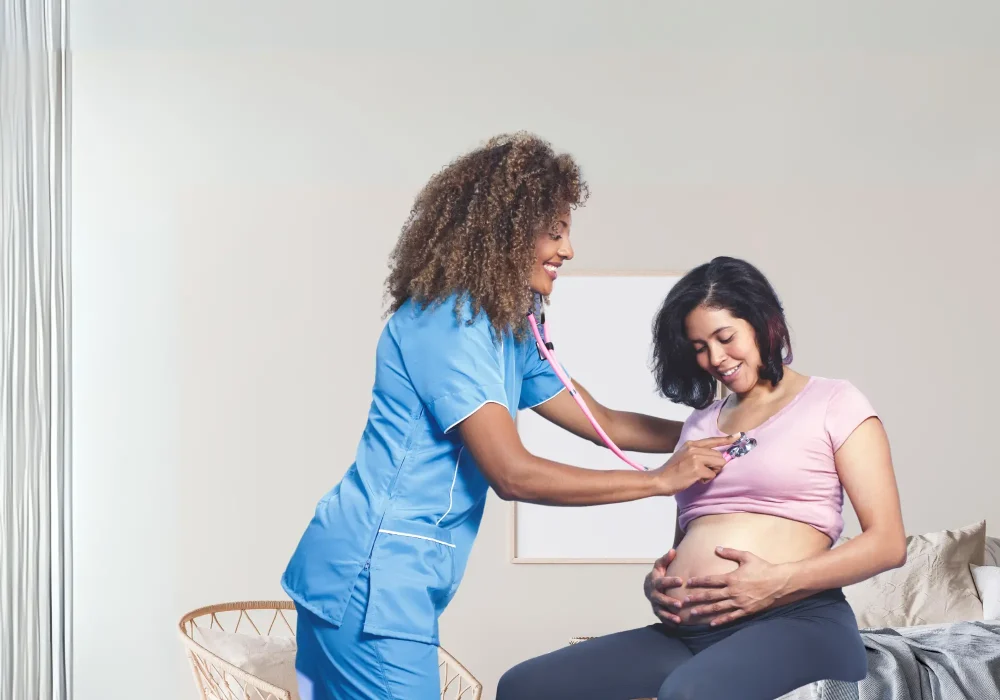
[281,132,737,699]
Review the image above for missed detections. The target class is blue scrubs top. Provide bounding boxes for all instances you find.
[281,294,565,645]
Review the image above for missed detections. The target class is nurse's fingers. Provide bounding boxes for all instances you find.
[696,464,724,484]
[685,434,742,450]
[688,448,728,468]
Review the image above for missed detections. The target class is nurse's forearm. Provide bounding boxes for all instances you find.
[458,403,676,506]
[532,384,683,453]
[501,455,666,506]
[605,409,684,453]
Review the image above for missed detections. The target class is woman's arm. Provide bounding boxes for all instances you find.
[458,403,731,506]
[531,381,684,453]
[776,416,907,594]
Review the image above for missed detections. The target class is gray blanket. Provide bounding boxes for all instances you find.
[779,621,1000,700]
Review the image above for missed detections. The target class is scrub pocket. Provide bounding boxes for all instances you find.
[363,517,456,645]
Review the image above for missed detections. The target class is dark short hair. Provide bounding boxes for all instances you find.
[651,256,793,409]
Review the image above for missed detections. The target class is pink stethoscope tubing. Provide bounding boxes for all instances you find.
[526,302,748,472]
[527,309,649,471]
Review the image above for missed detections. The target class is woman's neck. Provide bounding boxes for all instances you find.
[731,368,803,406]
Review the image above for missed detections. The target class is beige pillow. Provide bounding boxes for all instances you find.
[841,520,986,628]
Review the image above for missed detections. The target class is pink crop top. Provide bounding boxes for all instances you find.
[674,376,878,543]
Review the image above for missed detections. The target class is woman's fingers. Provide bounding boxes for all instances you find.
[655,608,682,624]
[652,576,684,591]
[684,588,730,604]
[651,574,684,612]
[651,591,684,610]
[710,609,748,627]
[651,549,676,575]
[690,599,738,617]
[686,573,730,588]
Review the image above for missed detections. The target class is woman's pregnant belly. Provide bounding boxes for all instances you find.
[664,513,832,624]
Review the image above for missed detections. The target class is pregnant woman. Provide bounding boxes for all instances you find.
[497,256,907,700]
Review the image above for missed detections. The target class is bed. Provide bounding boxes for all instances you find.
[776,522,1000,699]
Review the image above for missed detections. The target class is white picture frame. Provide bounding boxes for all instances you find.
[509,270,723,563]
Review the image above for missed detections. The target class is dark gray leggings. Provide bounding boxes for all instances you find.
[497,589,867,700]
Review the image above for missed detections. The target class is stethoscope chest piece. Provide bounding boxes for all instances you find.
[726,433,757,459]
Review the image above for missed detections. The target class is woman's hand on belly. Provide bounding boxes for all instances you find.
[684,547,793,626]
[663,514,831,624]
[643,550,686,624]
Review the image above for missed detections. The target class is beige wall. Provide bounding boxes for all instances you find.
[71,3,999,699]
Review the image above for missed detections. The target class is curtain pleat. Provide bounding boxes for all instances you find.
[1,0,73,698]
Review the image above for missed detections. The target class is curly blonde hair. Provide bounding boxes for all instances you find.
[384,132,589,338]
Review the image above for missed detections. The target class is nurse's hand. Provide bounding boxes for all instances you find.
[653,435,736,495]
[644,549,685,624]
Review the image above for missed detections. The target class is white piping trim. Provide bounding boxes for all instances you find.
[378,529,456,548]
[436,446,463,526]
[444,398,507,433]
[523,385,567,410]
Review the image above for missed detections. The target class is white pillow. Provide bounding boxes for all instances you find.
[971,565,1000,620]
[194,626,299,699]
[986,536,1000,566]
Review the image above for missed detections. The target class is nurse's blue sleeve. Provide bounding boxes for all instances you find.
[518,337,568,410]
[400,306,509,433]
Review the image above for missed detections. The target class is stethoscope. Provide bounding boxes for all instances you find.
[526,294,757,472]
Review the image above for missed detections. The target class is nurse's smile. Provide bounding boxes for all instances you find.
[530,209,575,296]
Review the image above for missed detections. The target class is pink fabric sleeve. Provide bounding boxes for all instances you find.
[824,381,879,452]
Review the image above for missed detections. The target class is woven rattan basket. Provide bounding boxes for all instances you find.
[178,601,482,700]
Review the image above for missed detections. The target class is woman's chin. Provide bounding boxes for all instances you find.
[722,378,744,394]
[721,372,754,395]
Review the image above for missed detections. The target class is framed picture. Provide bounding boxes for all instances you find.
[509,270,723,563]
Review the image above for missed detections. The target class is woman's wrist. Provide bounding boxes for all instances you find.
[773,562,804,599]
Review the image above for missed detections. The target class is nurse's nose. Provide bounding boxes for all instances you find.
[559,237,574,261]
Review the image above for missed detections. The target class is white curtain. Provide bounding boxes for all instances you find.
[0,1,73,699]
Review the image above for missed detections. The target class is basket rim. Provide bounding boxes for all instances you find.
[178,601,296,700]
[178,600,296,629]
